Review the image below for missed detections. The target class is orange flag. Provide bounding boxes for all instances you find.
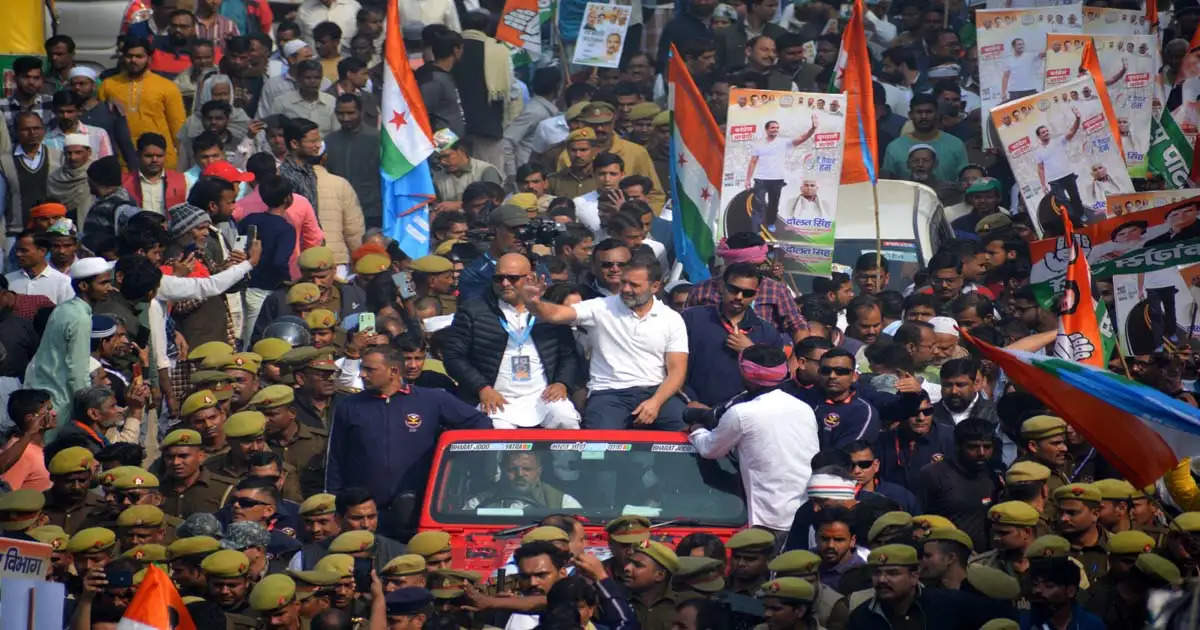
[1054,210,1106,367]
[1147,0,1158,29]
[1081,38,1124,161]
[831,0,877,184]
[116,564,196,630]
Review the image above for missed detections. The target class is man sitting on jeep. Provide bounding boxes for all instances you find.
[463,452,582,511]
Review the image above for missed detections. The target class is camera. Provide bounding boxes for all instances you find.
[516,217,566,247]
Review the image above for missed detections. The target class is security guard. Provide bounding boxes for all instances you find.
[754,577,820,630]
[179,389,229,457]
[29,524,72,582]
[547,126,599,200]
[286,282,323,319]
[286,346,346,430]
[1094,478,1137,534]
[912,514,955,539]
[769,550,849,630]
[381,554,428,591]
[168,535,221,597]
[314,553,371,627]
[121,543,167,567]
[1002,461,1053,536]
[249,573,309,630]
[1086,551,1180,627]
[604,516,651,578]
[41,446,102,533]
[222,351,263,412]
[305,309,339,350]
[201,548,258,629]
[190,370,238,417]
[1165,512,1200,577]
[108,467,176,516]
[1016,416,1071,494]
[252,245,368,343]
[0,489,46,539]
[410,255,458,315]
[408,530,454,570]
[672,556,725,601]
[253,384,328,497]
[867,511,915,546]
[289,567,343,620]
[962,565,1021,604]
[971,501,1040,579]
[159,429,237,518]
[116,504,174,547]
[203,410,271,479]
[429,567,483,629]
[921,527,975,590]
[1082,529,1156,624]
[66,527,117,595]
[253,337,295,385]
[329,530,377,558]
[626,540,680,630]
[1024,535,1091,595]
[726,528,776,595]
[1052,483,1110,584]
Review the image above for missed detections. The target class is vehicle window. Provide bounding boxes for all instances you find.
[430,441,747,527]
[831,239,921,290]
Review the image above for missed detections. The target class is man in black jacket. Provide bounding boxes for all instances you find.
[442,252,581,429]
[251,246,367,343]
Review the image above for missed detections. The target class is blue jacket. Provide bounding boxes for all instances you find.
[325,386,492,506]
[813,391,880,451]
[681,304,790,406]
[1021,604,1106,630]
[876,421,958,493]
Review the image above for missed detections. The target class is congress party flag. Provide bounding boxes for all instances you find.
[830,0,876,184]
[381,0,437,257]
[962,328,1200,487]
[667,44,724,282]
[495,0,542,56]
[117,565,195,630]
[1052,211,1108,367]
[1080,38,1124,160]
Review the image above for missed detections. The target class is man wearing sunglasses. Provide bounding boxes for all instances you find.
[875,391,956,493]
[580,239,631,300]
[813,349,880,451]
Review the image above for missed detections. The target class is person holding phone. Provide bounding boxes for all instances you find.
[239,175,298,335]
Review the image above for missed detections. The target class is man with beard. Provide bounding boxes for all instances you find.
[69,67,137,169]
[740,36,799,92]
[813,349,880,450]
[99,38,186,170]
[222,352,262,412]
[202,548,258,629]
[932,358,999,426]
[882,95,967,184]
[45,91,112,159]
[918,527,973,590]
[151,9,198,77]
[917,419,1002,551]
[42,445,101,532]
[951,177,1006,239]
[464,452,581,510]
[848,544,1005,627]
[1052,484,1110,585]
[521,255,688,430]
[781,336,832,408]
[1016,416,1071,496]
[656,0,717,75]
[845,296,883,348]
[505,541,571,630]
[1020,557,1103,629]
[46,219,80,275]
[814,507,863,592]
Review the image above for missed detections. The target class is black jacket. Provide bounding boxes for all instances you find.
[442,293,581,404]
[251,282,367,343]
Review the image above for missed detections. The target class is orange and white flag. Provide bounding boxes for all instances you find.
[117,565,196,630]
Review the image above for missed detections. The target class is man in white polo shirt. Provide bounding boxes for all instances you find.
[521,253,689,429]
[1034,109,1084,223]
[7,229,74,305]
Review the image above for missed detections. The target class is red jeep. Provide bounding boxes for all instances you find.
[419,429,749,575]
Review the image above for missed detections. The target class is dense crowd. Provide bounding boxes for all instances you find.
[3,0,1200,628]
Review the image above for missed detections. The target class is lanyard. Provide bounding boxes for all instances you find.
[499,314,536,349]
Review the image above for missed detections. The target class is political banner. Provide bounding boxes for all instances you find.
[719,89,847,277]
[0,537,51,580]
[1107,189,1200,216]
[1148,107,1196,188]
[1113,265,1200,355]
[571,2,631,68]
[985,0,1079,8]
[991,75,1133,234]
[977,6,1083,145]
[1082,6,1150,33]
[1043,34,1157,175]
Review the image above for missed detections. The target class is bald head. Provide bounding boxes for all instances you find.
[497,253,533,275]
[493,253,532,304]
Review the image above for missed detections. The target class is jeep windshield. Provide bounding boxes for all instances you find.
[428,438,748,527]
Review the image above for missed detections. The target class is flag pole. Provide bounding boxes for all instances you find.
[872,180,881,271]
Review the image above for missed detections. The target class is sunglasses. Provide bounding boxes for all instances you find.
[851,460,875,469]
[725,283,757,298]
[599,260,629,270]
[232,496,271,509]
[915,408,935,417]
[818,366,853,376]
[492,274,524,285]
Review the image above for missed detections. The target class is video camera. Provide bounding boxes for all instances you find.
[515,217,566,248]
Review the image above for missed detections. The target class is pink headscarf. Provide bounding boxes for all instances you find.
[739,351,789,387]
[716,238,768,264]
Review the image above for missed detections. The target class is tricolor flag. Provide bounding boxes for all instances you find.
[831,0,877,184]
[1052,211,1107,367]
[117,565,195,630]
[963,329,1200,487]
[1080,39,1123,160]
[380,0,437,257]
[667,45,724,282]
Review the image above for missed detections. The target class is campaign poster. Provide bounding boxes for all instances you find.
[977,6,1083,144]
[1043,34,1158,176]
[719,89,846,278]
[0,537,51,581]
[990,75,1133,234]
[1106,189,1200,217]
[985,0,1079,8]
[571,2,631,68]
[1113,264,1200,355]
[1081,7,1150,34]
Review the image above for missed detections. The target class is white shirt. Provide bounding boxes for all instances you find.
[139,172,166,215]
[1037,136,1073,183]
[572,295,688,391]
[297,0,361,44]
[574,190,601,233]
[880,82,913,117]
[494,301,548,398]
[399,0,461,31]
[689,389,819,530]
[750,137,791,180]
[529,115,568,154]
[6,265,73,305]
[1006,52,1041,93]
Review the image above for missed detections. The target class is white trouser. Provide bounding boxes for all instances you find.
[485,391,581,429]
[242,287,272,347]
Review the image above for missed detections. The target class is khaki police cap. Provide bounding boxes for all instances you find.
[868,544,918,566]
[249,384,295,409]
[634,539,679,574]
[298,246,335,271]
[652,110,671,127]
[190,370,235,387]
[673,555,724,580]
[430,569,480,599]
[1053,483,1102,505]
[1107,530,1156,555]
[67,527,117,553]
[355,253,391,276]
[434,239,464,257]
[99,465,142,487]
[578,101,616,124]
[965,565,1020,600]
[224,411,267,439]
[1006,461,1051,484]
[1021,415,1067,440]
[117,505,165,528]
[253,338,293,362]
[913,514,955,531]
[200,351,235,370]
[1136,552,1183,586]
[1025,535,1071,559]
[289,568,343,587]
[304,309,337,331]
[980,620,1019,630]
[988,501,1040,527]
[29,525,69,550]
[251,574,307,611]
[299,493,336,516]
[408,531,452,557]
[672,555,725,593]
[202,549,251,577]
[1171,512,1200,532]
[286,282,322,306]
[926,527,974,552]
[162,429,204,449]
[181,390,220,417]
[122,543,167,563]
[1094,478,1138,501]
[564,101,591,122]
[868,511,913,543]
[315,553,355,578]
[566,127,597,143]
[168,536,221,560]
[768,550,820,576]
[49,446,95,475]
[411,255,453,274]
[522,526,569,544]
[188,341,234,362]
[222,352,262,374]
[381,554,427,577]
[329,530,376,554]
[975,213,1013,234]
[112,469,159,490]
[756,577,815,603]
[726,528,775,551]
[627,102,662,121]
[605,516,651,543]
[0,488,45,529]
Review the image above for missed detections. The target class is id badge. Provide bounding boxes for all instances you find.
[512,355,532,382]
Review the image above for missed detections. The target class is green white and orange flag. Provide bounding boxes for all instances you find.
[381,0,437,256]
[667,44,724,281]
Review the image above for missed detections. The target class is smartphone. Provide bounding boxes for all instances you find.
[105,566,133,588]
[393,271,417,300]
[496,568,507,593]
[359,312,376,335]
[353,557,373,593]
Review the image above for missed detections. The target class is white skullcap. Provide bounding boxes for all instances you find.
[282,39,309,57]
[67,66,99,82]
[907,143,938,157]
[929,316,959,337]
[63,133,91,148]
[807,474,857,500]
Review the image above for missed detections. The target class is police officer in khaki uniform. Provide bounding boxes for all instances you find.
[626,540,680,630]
[66,527,117,596]
[190,370,239,418]
[252,245,369,344]
[249,573,310,630]
[0,489,46,539]
[1085,551,1181,627]
[203,410,271,479]
[222,351,264,412]
[411,255,458,315]
[289,567,344,621]
[962,564,1021,605]
[168,535,221,597]
[304,309,341,350]
[287,346,345,430]
[408,530,454,570]
[603,516,651,579]
[29,524,72,581]
[381,554,428,591]
[41,446,102,534]
[202,548,258,629]
[769,550,849,630]
[546,123,598,200]
[1002,461,1053,536]
[1017,416,1072,496]
[253,337,295,385]
[159,429,237,518]
[253,383,328,497]
[920,527,975,590]
[115,504,175,547]
[726,528,776,596]
[178,389,229,458]
[755,577,822,630]
[121,543,167,568]
[1094,478,1138,534]
[1081,529,1155,624]
[971,501,1040,578]
[672,556,726,601]
[1023,534,1091,592]
[315,553,372,628]
[1052,483,1110,585]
